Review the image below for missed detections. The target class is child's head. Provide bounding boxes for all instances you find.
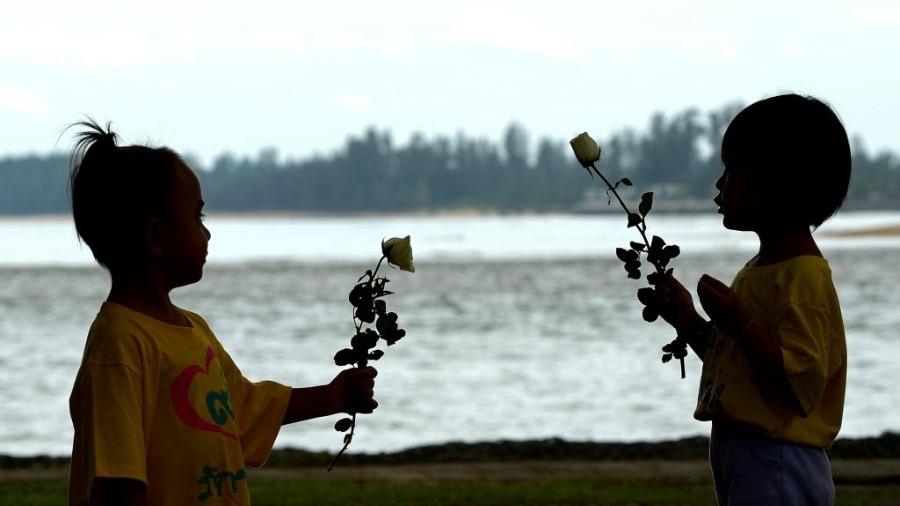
[719,93,851,231]
[69,120,210,286]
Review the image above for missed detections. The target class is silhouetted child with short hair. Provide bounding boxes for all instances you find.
[66,120,378,506]
[650,94,850,505]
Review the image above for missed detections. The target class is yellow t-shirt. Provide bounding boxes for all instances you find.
[68,302,292,505]
[693,256,847,449]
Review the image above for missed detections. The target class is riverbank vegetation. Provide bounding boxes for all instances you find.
[2,102,899,215]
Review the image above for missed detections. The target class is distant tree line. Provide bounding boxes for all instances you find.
[2,102,898,215]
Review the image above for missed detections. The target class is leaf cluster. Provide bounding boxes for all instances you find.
[334,270,406,370]
[329,261,409,470]
[613,190,681,284]
[599,178,687,376]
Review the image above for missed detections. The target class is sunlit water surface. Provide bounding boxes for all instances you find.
[1,212,898,456]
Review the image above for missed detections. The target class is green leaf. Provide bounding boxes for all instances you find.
[624,260,641,271]
[663,245,681,259]
[376,312,399,336]
[662,353,673,363]
[355,307,375,324]
[629,241,646,252]
[650,235,666,252]
[368,350,385,361]
[351,330,379,350]
[334,418,353,432]
[384,328,406,346]
[617,177,633,187]
[627,269,641,280]
[374,300,387,315]
[333,348,356,367]
[636,287,655,305]
[639,192,654,217]
[616,248,639,263]
[642,306,659,322]
[626,213,642,228]
[348,284,370,307]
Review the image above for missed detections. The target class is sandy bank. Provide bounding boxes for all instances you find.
[827,224,900,237]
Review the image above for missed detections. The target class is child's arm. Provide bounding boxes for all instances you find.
[696,274,804,413]
[647,273,710,359]
[89,478,147,506]
[282,367,378,425]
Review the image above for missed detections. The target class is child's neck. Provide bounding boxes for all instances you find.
[749,226,822,267]
[107,271,192,327]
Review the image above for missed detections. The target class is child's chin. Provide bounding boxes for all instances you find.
[722,215,753,232]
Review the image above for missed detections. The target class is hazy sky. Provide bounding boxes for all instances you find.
[1,0,898,167]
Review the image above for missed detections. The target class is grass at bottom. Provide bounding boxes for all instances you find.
[0,481,67,506]
[3,476,899,506]
[249,477,716,506]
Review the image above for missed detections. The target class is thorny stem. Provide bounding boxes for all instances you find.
[371,255,386,279]
[588,163,686,378]
[326,412,357,472]
[331,254,389,470]
[589,164,663,275]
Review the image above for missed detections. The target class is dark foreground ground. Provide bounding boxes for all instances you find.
[3,432,898,482]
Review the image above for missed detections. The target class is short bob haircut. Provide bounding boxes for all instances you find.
[69,120,184,270]
[720,93,851,229]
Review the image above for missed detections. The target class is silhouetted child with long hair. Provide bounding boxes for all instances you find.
[649,94,850,505]
[66,120,378,506]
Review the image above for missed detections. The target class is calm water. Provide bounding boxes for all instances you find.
[1,212,899,457]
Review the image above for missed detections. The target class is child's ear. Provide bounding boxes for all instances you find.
[144,217,165,257]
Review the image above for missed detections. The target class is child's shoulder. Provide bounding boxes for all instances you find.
[179,307,214,332]
[88,302,201,346]
[742,255,831,276]
[738,255,834,289]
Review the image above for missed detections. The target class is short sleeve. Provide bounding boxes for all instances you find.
[74,363,148,485]
[212,344,291,467]
[775,302,832,416]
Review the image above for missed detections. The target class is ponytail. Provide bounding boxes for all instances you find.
[67,118,183,270]
[71,119,118,169]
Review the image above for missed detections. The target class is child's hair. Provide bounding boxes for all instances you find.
[69,120,185,270]
[720,93,852,229]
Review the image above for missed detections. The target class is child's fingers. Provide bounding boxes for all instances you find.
[352,377,376,390]
[698,274,728,294]
[357,366,378,378]
[340,367,378,381]
[352,399,378,414]
[348,388,378,414]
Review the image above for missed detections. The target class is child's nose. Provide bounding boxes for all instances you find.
[715,174,725,190]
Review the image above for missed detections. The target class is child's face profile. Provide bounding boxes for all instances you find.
[714,163,769,232]
[158,161,211,287]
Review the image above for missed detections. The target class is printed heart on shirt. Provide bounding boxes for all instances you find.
[171,346,239,441]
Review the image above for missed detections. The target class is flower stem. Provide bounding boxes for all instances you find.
[326,412,357,472]
[589,163,687,378]
[589,164,663,274]
[371,255,386,279]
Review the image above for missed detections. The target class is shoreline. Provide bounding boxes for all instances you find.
[825,224,900,237]
[4,209,900,235]
[4,433,898,470]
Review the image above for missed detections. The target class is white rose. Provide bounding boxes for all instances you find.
[569,132,601,168]
[381,236,415,272]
